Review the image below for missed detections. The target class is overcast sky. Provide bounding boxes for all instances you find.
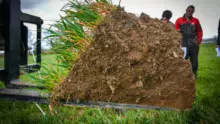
[21,0,220,39]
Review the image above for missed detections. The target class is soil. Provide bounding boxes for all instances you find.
[50,8,195,109]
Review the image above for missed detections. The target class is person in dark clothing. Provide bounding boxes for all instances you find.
[161,10,174,26]
[217,19,220,48]
[175,5,203,77]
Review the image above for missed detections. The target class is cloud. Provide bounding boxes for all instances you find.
[21,0,47,9]
[22,0,220,38]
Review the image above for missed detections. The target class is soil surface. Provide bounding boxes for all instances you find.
[51,8,195,109]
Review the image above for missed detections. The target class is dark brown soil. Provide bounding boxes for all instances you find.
[51,8,195,109]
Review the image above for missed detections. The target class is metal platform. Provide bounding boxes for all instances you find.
[0,88,49,104]
[0,87,173,110]
[62,101,173,110]
[8,80,45,89]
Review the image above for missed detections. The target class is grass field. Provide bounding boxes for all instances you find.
[0,53,56,69]
[0,44,220,124]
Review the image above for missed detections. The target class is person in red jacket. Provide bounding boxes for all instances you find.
[175,5,203,77]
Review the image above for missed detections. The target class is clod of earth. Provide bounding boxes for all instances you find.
[50,8,195,109]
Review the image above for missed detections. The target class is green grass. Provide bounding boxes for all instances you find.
[0,56,3,69]
[19,54,57,82]
[0,54,56,69]
[0,44,220,124]
[0,54,56,88]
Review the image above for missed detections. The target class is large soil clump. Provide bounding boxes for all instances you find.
[51,8,195,109]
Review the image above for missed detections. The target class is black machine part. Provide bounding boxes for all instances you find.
[0,88,174,111]
[0,0,43,85]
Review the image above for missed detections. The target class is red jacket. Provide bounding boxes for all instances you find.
[175,15,203,44]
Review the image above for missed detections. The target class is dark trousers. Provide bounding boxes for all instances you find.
[185,42,199,77]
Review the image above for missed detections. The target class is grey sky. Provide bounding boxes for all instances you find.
[21,0,46,9]
[21,0,220,38]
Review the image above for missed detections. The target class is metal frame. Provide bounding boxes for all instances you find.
[0,88,174,110]
[0,0,43,85]
[2,0,21,84]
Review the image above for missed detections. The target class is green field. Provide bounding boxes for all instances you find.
[0,54,56,69]
[0,54,56,84]
[0,44,220,124]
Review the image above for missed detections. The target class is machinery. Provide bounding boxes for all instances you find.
[0,0,46,102]
[0,0,172,110]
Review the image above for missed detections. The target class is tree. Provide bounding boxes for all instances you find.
[28,31,36,48]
